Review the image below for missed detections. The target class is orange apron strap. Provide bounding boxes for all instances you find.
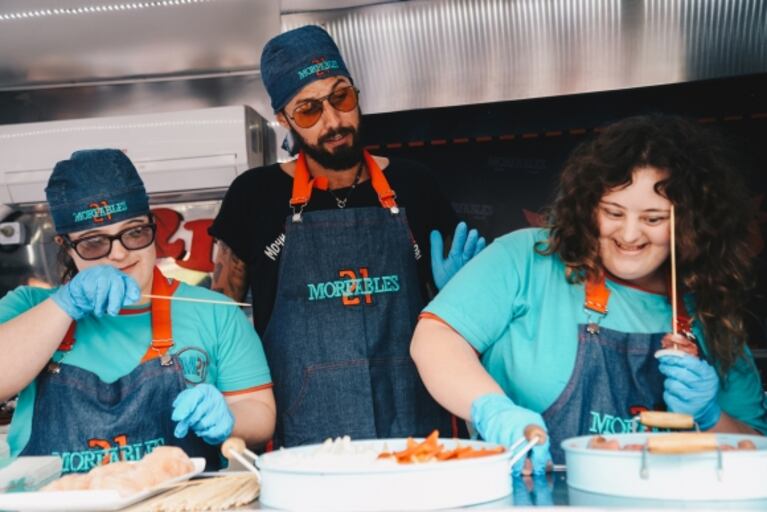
[675,299,694,335]
[57,322,77,352]
[289,150,399,211]
[140,267,180,363]
[289,152,315,207]
[584,276,610,315]
[363,150,399,210]
[586,272,696,334]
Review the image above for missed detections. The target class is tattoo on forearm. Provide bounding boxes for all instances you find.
[213,240,248,301]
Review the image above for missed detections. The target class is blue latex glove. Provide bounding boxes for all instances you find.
[430,222,486,290]
[471,393,551,476]
[658,354,721,430]
[51,265,140,320]
[172,384,234,445]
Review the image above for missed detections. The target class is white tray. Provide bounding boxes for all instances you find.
[562,433,767,501]
[258,438,512,511]
[0,457,205,511]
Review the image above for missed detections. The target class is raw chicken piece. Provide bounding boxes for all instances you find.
[39,446,194,495]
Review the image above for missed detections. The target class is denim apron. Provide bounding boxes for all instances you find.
[263,150,457,447]
[20,267,221,473]
[541,276,695,463]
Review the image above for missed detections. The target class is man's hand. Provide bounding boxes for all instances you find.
[430,222,486,290]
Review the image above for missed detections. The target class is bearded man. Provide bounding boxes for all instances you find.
[209,25,484,447]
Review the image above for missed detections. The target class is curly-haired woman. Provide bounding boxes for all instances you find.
[411,115,767,475]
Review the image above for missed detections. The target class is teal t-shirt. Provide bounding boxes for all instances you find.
[0,282,272,456]
[424,227,767,433]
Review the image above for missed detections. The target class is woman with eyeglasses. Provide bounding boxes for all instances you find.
[0,149,275,473]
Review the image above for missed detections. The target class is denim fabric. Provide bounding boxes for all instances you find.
[45,149,150,234]
[260,25,351,112]
[20,357,221,472]
[263,207,455,447]
[542,324,666,463]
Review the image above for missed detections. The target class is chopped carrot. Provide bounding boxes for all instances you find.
[380,431,505,464]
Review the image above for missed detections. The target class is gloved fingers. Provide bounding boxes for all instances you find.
[511,454,527,477]
[664,378,700,399]
[658,361,698,384]
[174,420,190,439]
[92,275,111,317]
[198,423,233,445]
[172,388,204,422]
[448,222,468,259]
[461,229,479,262]
[530,442,551,476]
[663,390,687,412]
[123,276,141,305]
[106,274,126,316]
[475,237,487,256]
[429,230,444,266]
[659,354,709,376]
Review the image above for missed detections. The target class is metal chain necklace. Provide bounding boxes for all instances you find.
[327,162,363,209]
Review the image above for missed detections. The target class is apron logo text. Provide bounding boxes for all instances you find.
[588,410,638,434]
[307,268,401,305]
[54,436,165,473]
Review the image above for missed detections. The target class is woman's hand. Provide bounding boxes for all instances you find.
[471,393,551,476]
[51,265,140,319]
[657,354,721,429]
[172,384,235,445]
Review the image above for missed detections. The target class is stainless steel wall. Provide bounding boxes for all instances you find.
[285,0,767,114]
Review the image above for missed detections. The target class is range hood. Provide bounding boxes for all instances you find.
[0,105,265,205]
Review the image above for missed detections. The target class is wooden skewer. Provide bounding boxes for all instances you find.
[142,294,252,307]
[670,205,678,347]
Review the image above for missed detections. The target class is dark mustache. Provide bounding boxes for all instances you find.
[319,127,356,145]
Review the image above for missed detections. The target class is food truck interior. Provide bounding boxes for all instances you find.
[0,0,765,433]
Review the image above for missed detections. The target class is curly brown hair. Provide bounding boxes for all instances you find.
[537,114,755,373]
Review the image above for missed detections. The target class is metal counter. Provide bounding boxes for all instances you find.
[242,470,767,510]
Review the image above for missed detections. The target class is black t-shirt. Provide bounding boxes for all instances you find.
[209,157,457,336]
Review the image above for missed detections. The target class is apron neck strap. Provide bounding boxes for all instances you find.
[140,266,180,363]
[584,273,694,333]
[289,150,400,220]
[57,267,180,363]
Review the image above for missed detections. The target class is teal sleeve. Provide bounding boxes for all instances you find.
[0,286,51,323]
[718,347,767,434]
[423,230,534,353]
[214,306,272,393]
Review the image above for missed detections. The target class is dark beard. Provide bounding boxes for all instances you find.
[292,125,363,171]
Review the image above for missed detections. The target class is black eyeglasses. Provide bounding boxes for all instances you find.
[64,223,157,260]
[285,85,360,128]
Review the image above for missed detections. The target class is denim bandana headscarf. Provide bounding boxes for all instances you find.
[45,149,150,234]
[260,25,352,112]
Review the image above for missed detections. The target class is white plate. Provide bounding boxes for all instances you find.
[0,457,205,511]
[258,438,512,511]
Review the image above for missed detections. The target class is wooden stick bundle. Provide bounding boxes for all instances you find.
[123,474,259,512]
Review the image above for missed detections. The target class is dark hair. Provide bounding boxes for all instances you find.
[537,114,755,372]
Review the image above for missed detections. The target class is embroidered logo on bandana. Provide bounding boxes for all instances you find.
[297,57,339,80]
[307,267,400,305]
[72,200,128,224]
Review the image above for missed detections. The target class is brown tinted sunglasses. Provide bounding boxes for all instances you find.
[285,85,360,128]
